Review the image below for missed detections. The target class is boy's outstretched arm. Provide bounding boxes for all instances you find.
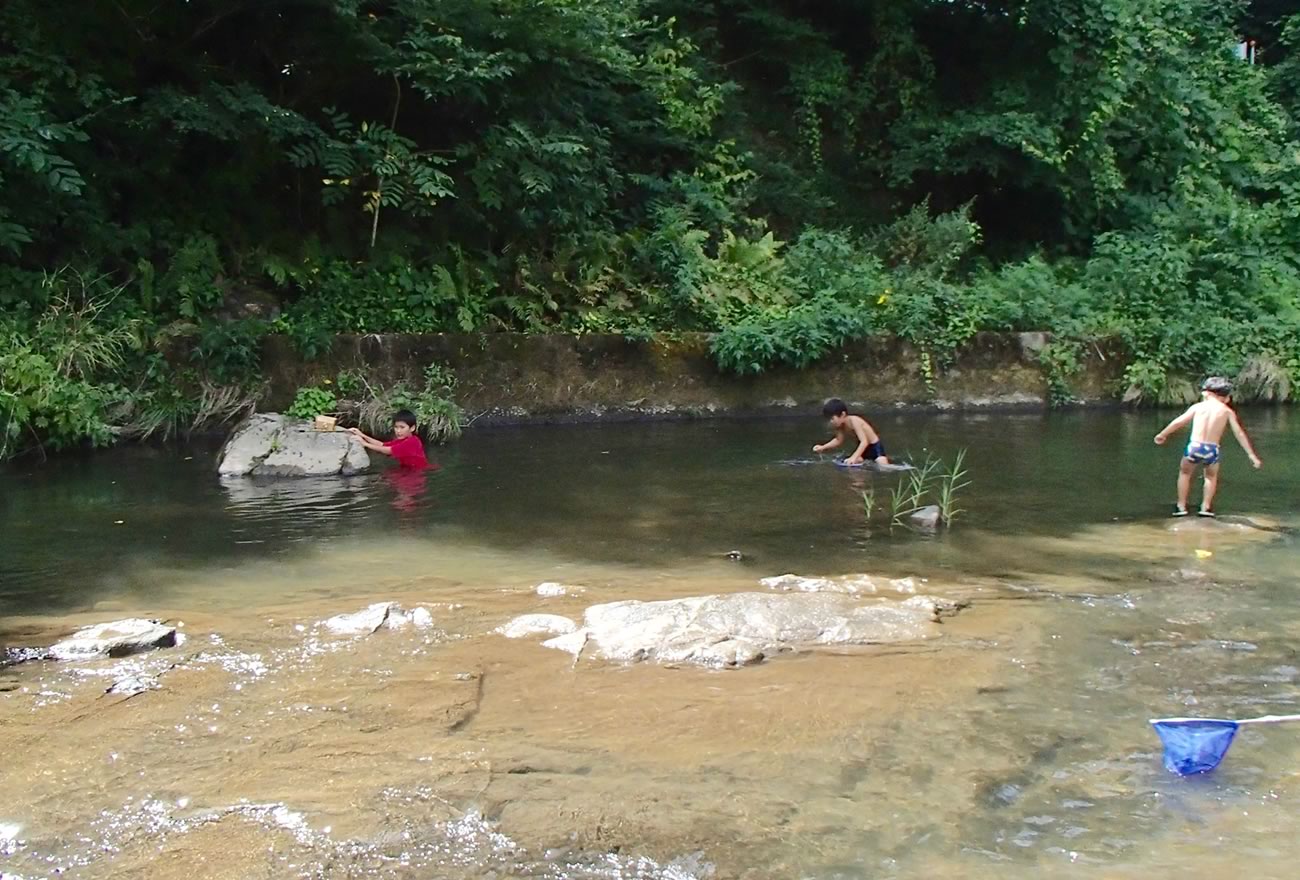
[1228,411,1263,468]
[1153,407,1196,445]
[347,427,393,455]
[813,435,843,454]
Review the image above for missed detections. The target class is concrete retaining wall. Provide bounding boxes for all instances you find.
[262,332,1126,424]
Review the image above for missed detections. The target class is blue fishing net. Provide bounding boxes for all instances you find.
[1151,719,1240,775]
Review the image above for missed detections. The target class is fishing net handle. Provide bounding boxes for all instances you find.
[1236,714,1300,725]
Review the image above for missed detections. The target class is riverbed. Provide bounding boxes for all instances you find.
[2,411,1298,879]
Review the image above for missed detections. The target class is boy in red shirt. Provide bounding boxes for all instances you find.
[347,409,428,469]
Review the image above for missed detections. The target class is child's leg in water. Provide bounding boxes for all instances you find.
[1200,462,1221,515]
[1175,458,1196,514]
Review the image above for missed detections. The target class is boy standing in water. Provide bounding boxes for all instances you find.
[348,409,429,469]
[1154,377,1261,517]
[813,398,890,466]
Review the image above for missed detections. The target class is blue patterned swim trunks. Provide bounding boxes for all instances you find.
[1185,441,1220,465]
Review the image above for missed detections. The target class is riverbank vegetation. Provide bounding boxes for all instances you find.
[4,0,1300,457]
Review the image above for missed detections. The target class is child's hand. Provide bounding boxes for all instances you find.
[844,457,864,467]
[812,444,825,454]
[1153,433,1166,445]
[1250,455,1263,469]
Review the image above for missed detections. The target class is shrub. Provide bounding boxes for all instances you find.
[711,297,870,375]
[286,386,338,421]
[0,271,137,459]
[337,363,463,443]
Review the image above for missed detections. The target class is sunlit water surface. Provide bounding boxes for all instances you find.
[1,411,1298,879]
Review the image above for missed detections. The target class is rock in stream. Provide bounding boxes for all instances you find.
[49,619,178,661]
[321,602,435,636]
[218,413,371,477]
[909,505,942,530]
[501,591,963,669]
[760,573,921,595]
[496,614,579,639]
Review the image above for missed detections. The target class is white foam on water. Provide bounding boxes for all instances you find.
[0,821,23,856]
[22,798,714,879]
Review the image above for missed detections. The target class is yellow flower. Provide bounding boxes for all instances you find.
[876,294,889,305]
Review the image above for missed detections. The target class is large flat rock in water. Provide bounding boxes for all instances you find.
[218,413,370,477]
[530,592,958,668]
[50,619,177,661]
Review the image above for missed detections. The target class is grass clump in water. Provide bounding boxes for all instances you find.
[862,449,971,530]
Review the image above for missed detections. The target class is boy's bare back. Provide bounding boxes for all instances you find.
[1186,398,1233,446]
[838,415,879,445]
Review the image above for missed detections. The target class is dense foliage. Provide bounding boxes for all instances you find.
[3,0,1300,455]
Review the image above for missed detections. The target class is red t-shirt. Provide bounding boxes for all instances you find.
[385,435,428,469]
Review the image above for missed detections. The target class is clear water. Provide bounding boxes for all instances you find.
[1,411,1298,879]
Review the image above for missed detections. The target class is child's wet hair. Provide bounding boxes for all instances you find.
[393,409,418,428]
[1201,376,1233,397]
[822,398,849,418]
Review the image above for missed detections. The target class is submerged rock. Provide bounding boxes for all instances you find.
[761,573,879,594]
[531,592,959,669]
[218,413,370,478]
[49,619,177,661]
[1167,514,1287,534]
[106,672,160,696]
[496,614,579,639]
[535,582,580,598]
[909,505,942,530]
[321,602,434,636]
[902,594,968,620]
[1,646,52,668]
[323,603,393,635]
[760,574,921,595]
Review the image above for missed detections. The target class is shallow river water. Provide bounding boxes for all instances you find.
[1,411,1298,879]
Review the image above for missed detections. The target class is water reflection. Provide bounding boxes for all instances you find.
[384,465,438,514]
[220,474,377,519]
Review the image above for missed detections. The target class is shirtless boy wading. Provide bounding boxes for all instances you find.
[1154,377,1262,517]
[813,398,889,466]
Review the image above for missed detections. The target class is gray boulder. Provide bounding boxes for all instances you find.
[535,592,958,668]
[218,413,370,477]
[50,619,177,661]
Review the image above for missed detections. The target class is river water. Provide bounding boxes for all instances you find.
[1,411,1297,879]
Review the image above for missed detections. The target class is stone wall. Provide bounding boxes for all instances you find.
[262,332,1126,424]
